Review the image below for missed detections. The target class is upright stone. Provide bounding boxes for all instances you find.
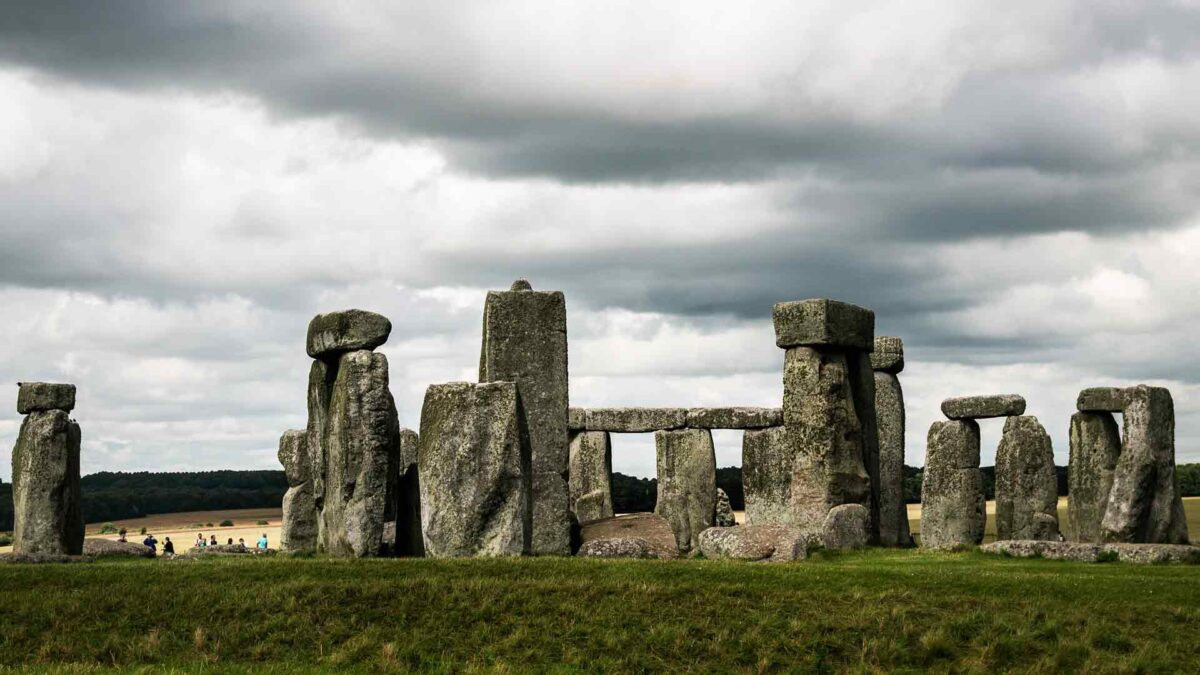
[394,428,424,556]
[873,337,911,545]
[994,416,1060,541]
[479,280,570,556]
[741,426,793,526]
[847,351,881,544]
[1068,412,1121,542]
[12,409,82,555]
[278,430,317,553]
[306,359,335,513]
[714,488,736,527]
[568,430,613,523]
[654,428,717,552]
[920,420,984,549]
[418,382,529,557]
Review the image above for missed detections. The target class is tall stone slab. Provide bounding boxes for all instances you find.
[418,381,530,558]
[12,409,83,555]
[278,429,317,553]
[1068,412,1121,542]
[394,428,424,556]
[306,359,335,514]
[873,368,911,546]
[568,430,613,523]
[847,352,881,544]
[994,416,1060,541]
[920,420,984,549]
[479,280,570,556]
[654,428,716,552]
[741,425,793,526]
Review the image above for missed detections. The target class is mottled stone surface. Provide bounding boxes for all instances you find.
[697,525,809,562]
[568,407,586,431]
[994,416,1060,541]
[1076,387,1126,413]
[577,538,659,559]
[714,488,736,527]
[582,408,687,432]
[306,359,335,510]
[870,336,904,374]
[306,309,392,359]
[12,410,82,555]
[874,371,911,546]
[1101,385,1189,544]
[822,504,869,550]
[319,350,399,558]
[981,540,1200,564]
[394,428,423,556]
[578,513,678,559]
[83,538,155,559]
[741,426,793,526]
[941,395,1026,420]
[847,351,880,544]
[418,381,529,557]
[1068,412,1121,542]
[568,431,613,523]
[654,428,717,552]
[920,420,985,549]
[16,382,76,414]
[685,407,783,429]
[278,429,317,553]
[772,299,875,351]
[479,283,570,555]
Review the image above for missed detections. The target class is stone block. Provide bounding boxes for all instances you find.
[822,504,869,550]
[874,371,911,546]
[870,336,904,374]
[714,488,736,527]
[1068,412,1120,542]
[685,407,783,429]
[697,525,809,562]
[568,431,613,523]
[741,426,794,526]
[568,407,586,430]
[919,419,984,549]
[577,513,678,559]
[981,540,1200,564]
[654,428,717,552]
[277,429,317,553]
[994,416,1059,541]
[584,408,687,432]
[12,410,83,555]
[847,351,880,544]
[394,428,423,556]
[772,299,875,350]
[16,382,76,414]
[940,394,1026,420]
[306,309,392,359]
[1076,387,1126,412]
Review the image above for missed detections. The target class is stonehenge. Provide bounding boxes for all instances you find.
[654,428,717,552]
[872,336,911,546]
[1068,411,1121,542]
[941,394,1026,420]
[11,383,83,556]
[920,419,985,549]
[994,416,1060,541]
[568,430,614,523]
[278,429,317,553]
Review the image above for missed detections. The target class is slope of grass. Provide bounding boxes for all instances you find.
[1,550,1198,672]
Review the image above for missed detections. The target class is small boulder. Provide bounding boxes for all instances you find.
[822,504,869,550]
[696,525,809,562]
[306,309,392,359]
[83,538,155,559]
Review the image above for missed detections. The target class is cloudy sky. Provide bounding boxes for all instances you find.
[1,1,1198,480]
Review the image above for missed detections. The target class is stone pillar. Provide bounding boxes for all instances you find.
[773,299,877,540]
[654,428,716,552]
[1067,411,1120,542]
[479,279,571,556]
[418,381,530,557]
[278,429,317,553]
[394,428,424,556]
[568,430,613,524]
[871,336,911,546]
[994,416,1060,541]
[12,382,82,556]
[920,419,984,549]
[741,425,792,526]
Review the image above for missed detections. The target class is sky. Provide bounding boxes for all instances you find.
[0,1,1198,479]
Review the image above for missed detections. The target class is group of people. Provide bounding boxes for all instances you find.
[140,533,174,557]
[192,532,270,551]
[114,529,269,557]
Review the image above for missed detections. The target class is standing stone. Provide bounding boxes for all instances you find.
[1100,385,1189,544]
[568,431,613,523]
[847,352,881,544]
[278,430,317,553]
[741,426,793,526]
[714,488,736,527]
[654,428,717,552]
[994,416,1060,541]
[12,409,82,555]
[418,382,529,557]
[306,359,335,513]
[920,420,985,549]
[479,280,570,556]
[394,428,424,556]
[1068,412,1121,542]
[319,350,400,558]
[874,364,911,546]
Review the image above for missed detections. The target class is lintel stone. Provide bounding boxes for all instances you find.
[870,336,904,373]
[941,394,1026,420]
[306,309,392,359]
[772,299,874,351]
[16,382,76,414]
[583,408,686,432]
[685,407,783,429]
[1077,387,1126,413]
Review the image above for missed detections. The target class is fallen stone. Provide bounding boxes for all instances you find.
[0,552,88,564]
[418,381,529,557]
[697,525,809,562]
[741,426,793,526]
[16,382,76,414]
[306,309,392,359]
[278,429,317,553]
[568,430,613,523]
[583,408,687,432]
[1076,387,1126,413]
[822,504,869,550]
[994,416,1060,541]
[874,370,911,546]
[981,540,1200,564]
[83,538,155,559]
[870,336,904,374]
[654,428,717,552]
[394,428,423,556]
[185,544,275,557]
[577,538,659,559]
[12,410,83,556]
[714,488,736,527]
[685,407,783,429]
[920,419,985,549]
[772,299,875,351]
[940,394,1026,420]
[1068,412,1121,542]
[578,513,678,559]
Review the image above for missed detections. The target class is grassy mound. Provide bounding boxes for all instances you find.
[1,549,1198,672]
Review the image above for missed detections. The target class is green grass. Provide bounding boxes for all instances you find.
[1,550,1198,673]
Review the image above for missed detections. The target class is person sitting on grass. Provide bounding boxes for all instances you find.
[209,534,218,547]
[195,533,205,548]
[227,538,233,545]
[163,537,175,558]
[143,533,158,555]
[257,533,268,550]
[118,527,127,543]
[237,538,246,549]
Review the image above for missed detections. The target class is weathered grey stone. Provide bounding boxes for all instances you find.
[654,428,717,552]
[1068,412,1121,542]
[583,408,687,432]
[318,350,399,558]
[16,382,76,414]
[394,428,423,556]
[874,371,911,546]
[510,278,533,291]
[12,410,82,556]
[1076,387,1125,413]
[83,538,155,559]
[568,407,586,431]
[994,416,1060,541]
[578,513,678,559]
[278,429,317,553]
[940,394,1026,420]
[981,540,1200,564]
[306,359,335,509]
[1100,385,1189,544]
[772,299,875,351]
[741,426,793,526]
[919,419,985,549]
[685,407,783,429]
[418,381,529,557]
[847,351,880,544]
[0,552,87,564]
[781,347,871,536]
[870,336,904,374]
[714,488,736,527]
[577,538,659,559]
[479,283,570,556]
[697,525,809,562]
[306,309,392,359]
[822,503,869,550]
[568,431,613,523]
